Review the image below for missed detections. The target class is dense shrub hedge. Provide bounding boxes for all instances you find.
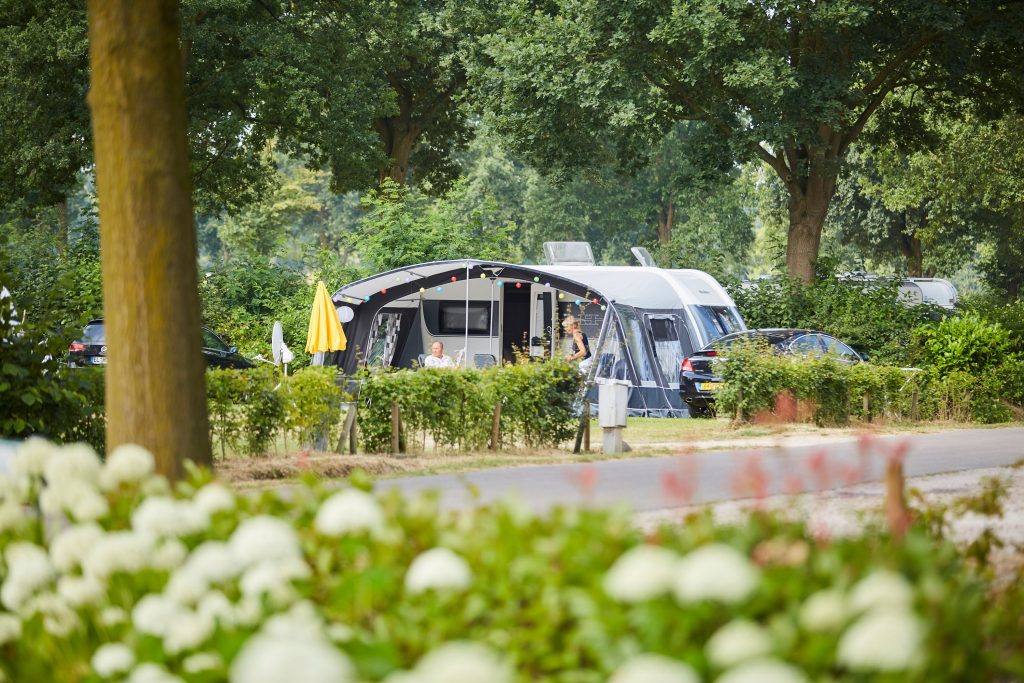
[715,343,1022,425]
[357,361,582,452]
[205,361,582,456]
[726,275,940,366]
[207,366,346,457]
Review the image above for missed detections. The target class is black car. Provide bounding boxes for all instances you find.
[679,328,864,417]
[68,319,253,370]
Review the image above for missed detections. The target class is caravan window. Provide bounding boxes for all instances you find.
[438,302,490,335]
[691,305,744,345]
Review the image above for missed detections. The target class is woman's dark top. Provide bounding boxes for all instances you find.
[577,332,591,360]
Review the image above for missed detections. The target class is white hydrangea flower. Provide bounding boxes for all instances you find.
[798,589,848,631]
[706,619,773,668]
[50,523,105,573]
[1,542,55,611]
[44,443,102,487]
[83,530,156,579]
[240,557,311,606]
[153,539,189,571]
[11,437,57,479]
[609,653,701,683]
[0,500,23,534]
[99,606,127,627]
[603,545,678,603]
[0,613,22,645]
[193,483,236,516]
[167,541,239,604]
[164,609,215,655]
[262,601,325,640]
[848,570,914,613]
[183,652,224,674]
[92,643,136,677]
[837,607,923,672]
[326,623,354,643]
[196,590,236,629]
[411,641,512,683]
[714,658,808,683]
[57,575,106,608]
[132,594,187,638]
[405,548,472,594]
[229,634,354,683]
[23,592,78,637]
[314,488,385,537]
[132,497,210,538]
[229,516,302,570]
[39,480,109,522]
[672,544,760,605]
[232,596,265,628]
[100,444,155,490]
[127,662,185,683]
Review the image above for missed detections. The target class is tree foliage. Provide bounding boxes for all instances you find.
[470,0,1024,281]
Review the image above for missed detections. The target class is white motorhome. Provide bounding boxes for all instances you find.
[329,243,746,416]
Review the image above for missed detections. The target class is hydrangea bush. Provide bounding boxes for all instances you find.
[1,439,1022,683]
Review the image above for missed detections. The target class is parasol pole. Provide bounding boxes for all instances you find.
[464,263,470,368]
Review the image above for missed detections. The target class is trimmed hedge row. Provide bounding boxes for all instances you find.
[206,366,346,457]
[356,361,583,452]
[205,360,583,456]
[715,342,1024,425]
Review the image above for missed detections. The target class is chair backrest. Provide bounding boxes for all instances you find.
[474,353,497,368]
[417,353,428,368]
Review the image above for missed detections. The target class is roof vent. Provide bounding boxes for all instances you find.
[631,246,657,268]
[542,241,595,266]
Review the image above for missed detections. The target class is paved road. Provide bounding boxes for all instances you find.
[378,427,1024,512]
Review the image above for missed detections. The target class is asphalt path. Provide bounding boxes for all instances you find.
[377,427,1024,512]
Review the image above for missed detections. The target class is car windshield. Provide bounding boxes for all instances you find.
[690,305,744,345]
[81,322,105,344]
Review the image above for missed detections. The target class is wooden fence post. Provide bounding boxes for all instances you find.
[911,387,920,422]
[863,391,871,422]
[391,400,402,454]
[490,402,502,451]
[885,456,911,538]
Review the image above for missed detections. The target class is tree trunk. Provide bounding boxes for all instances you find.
[785,180,833,283]
[898,232,924,277]
[657,199,674,246]
[87,0,212,478]
[374,116,420,186]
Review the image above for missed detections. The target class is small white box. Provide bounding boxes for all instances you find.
[598,380,629,428]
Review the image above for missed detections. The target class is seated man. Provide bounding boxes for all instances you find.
[423,341,455,368]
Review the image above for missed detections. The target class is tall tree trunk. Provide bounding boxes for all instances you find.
[87,0,211,478]
[785,177,834,283]
[657,199,674,245]
[374,116,420,186]
[897,233,924,277]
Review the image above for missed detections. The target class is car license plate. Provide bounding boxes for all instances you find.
[697,381,721,392]
[92,356,107,365]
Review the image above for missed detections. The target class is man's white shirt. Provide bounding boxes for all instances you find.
[423,354,454,368]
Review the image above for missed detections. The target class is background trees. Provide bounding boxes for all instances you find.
[469,0,1024,281]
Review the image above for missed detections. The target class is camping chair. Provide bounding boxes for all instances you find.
[417,354,428,368]
[474,353,497,368]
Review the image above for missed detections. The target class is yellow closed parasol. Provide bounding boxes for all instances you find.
[305,280,347,354]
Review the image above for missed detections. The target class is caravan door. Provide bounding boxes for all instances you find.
[530,285,554,358]
[644,312,695,389]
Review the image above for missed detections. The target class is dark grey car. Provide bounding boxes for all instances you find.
[68,319,253,370]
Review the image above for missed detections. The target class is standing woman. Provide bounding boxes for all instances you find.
[562,315,593,372]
